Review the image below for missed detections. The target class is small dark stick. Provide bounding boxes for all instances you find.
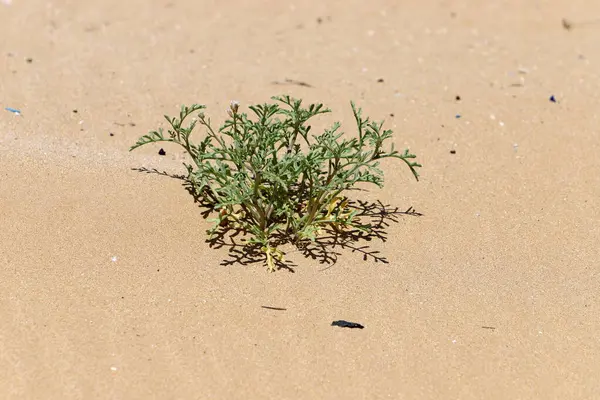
[261,306,287,311]
[562,17,600,31]
[271,78,314,88]
[331,320,364,329]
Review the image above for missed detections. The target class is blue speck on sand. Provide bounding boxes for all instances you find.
[5,107,21,115]
[455,114,461,118]
[549,95,556,103]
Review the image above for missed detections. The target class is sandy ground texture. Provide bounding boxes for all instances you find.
[2,0,600,399]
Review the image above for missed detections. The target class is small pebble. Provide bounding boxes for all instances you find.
[549,95,556,103]
[158,148,166,156]
[331,320,364,329]
[450,149,456,154]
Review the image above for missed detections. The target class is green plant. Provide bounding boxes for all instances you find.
[130,96,421,271]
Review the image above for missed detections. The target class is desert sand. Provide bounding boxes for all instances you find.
[2,0,600,399]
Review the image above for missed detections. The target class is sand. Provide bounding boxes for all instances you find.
[2,0,600,398]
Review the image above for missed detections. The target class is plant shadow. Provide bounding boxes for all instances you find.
[133,167,422,272]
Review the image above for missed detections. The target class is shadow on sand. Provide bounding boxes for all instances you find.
[133,167,422,272]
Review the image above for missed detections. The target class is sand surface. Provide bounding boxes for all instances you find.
[2,0,600,399]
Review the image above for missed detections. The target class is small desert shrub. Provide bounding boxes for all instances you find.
[130,96,420,271]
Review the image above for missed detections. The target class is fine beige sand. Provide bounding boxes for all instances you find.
[2,1,600,399]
